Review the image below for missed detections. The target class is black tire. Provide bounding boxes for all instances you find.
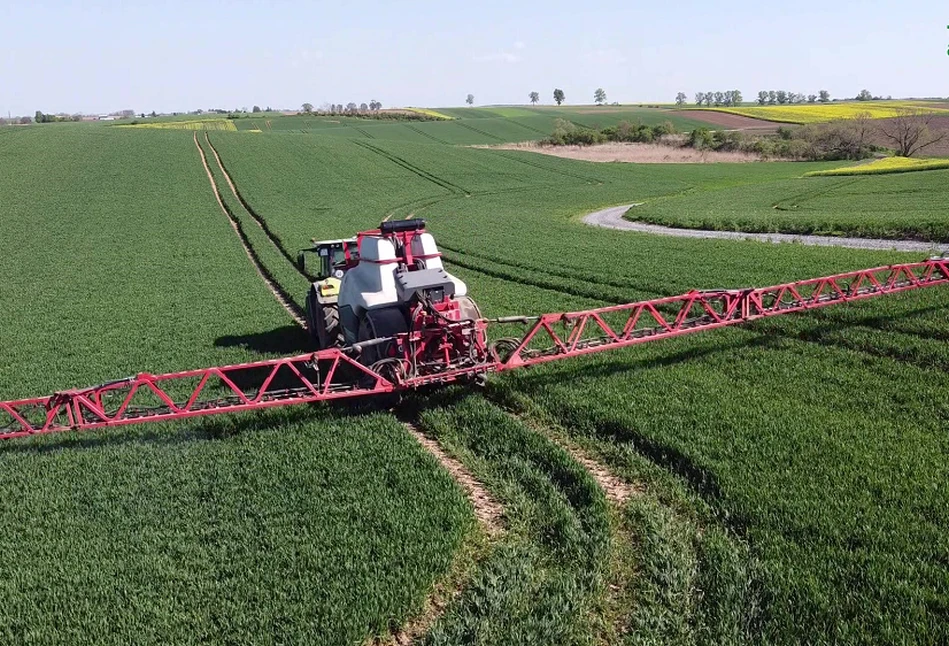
[306,286,341,350]
[357,307,408,366]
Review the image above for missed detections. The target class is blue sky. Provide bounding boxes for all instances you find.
[2,0,947,116]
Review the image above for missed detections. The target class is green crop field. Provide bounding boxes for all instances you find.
[624,170,949,242]
[1,109,947,645]
[0,127,473,644]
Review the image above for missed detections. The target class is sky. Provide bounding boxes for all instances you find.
[2,0,947,116]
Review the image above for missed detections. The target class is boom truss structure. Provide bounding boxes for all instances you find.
[2,257,946,440]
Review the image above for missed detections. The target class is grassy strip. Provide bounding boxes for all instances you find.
[805,156,949,176]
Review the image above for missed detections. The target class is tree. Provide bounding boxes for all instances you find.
[553,88,565,105]
[302,102,313,113]
[19,116,32,124]
[594,88,606,105]
[704,92,714,107]
[675,92,687,106]
[819,90,830,102]
[529,91,539,105]
[731,90,743,105]
[346,102,358,113]
[252,105,261,113]
[878,108,948,157]
[768,90,777,105]
[856,89,872,101]
[369,100,381,110]
[695,92,705,106]
[466,93,474,106]
[359,102,368,111]
[775,90,787,104]
[757,91,768,106]
[35,110,45,123]
[807,95,817,103]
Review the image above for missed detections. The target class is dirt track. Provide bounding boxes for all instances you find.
[583,204,949,253]
[482,141,762,163]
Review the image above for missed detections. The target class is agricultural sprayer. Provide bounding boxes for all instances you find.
[1,219,947,440]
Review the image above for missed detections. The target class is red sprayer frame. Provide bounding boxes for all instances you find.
[1,258,946,440]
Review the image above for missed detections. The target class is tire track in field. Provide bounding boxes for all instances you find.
[504,119,550,136]
[403,124,451,145]
[204,133,313,279]
[353,140,471,195]
[438,242,669,298]
[351,125,376,139]
[486,148,604,184]
[454,121,506,143]
[193,133,307,327]
[584,204,949,253]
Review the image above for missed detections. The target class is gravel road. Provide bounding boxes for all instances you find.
[583,204,949,254]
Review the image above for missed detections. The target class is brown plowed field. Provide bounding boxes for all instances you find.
[673,110,781,131]
[868,115,949,157]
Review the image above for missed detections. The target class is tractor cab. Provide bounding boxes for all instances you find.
[297,238,359,281]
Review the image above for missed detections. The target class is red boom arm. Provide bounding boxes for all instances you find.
[2,258,946,440]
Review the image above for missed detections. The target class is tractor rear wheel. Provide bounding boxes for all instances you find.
[306,286,341,350]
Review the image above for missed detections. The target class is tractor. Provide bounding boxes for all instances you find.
[301,219,483,373]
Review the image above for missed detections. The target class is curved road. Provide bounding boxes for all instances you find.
[583,204,949,254]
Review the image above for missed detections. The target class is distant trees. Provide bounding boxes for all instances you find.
[33,110,80,123]
[755,90,830,105]
[553,88,565,105]
[346,102,358,113]
[855,89,874,101]
[594,88,606,105]
[529,91,539,105]
[19,116,32,124]
[675,92,687,106]
[302,103,313,113]
[692,90,742,107]
[878,108,948,156]
[369,100,382,110]
[252,105,261,113]
[466,94,474,106]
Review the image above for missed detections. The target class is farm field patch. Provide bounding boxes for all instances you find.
[0,126,473,643]
[118,118,237,131]
[3,112,948,644]
[206,125,949,641]
[805,156,949,176]
[698,100,949,124]
[623,170,949,242]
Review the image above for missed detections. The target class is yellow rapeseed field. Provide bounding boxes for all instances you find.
[117,119,238,131]
[402,107,455,120]
[805,156,949,176]
[702,101,949,124]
